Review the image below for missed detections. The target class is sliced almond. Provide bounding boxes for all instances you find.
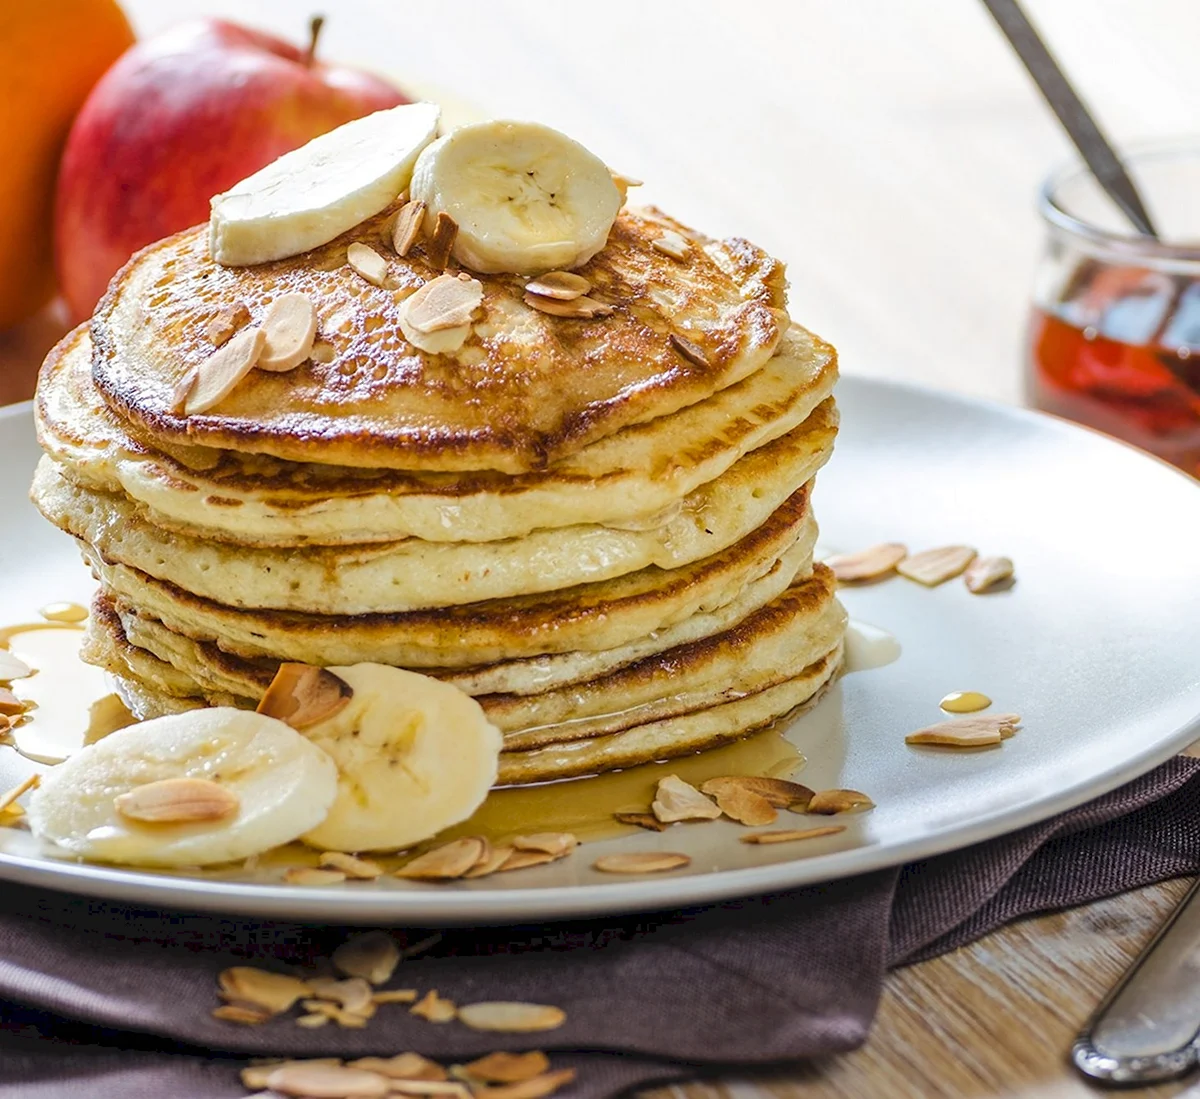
[593,852,691,874]
[825,543,908,583]
[511,832,578,857]
[296,1012,330,1027]
[308,976,374,1015]
[699,775,815,810]
[0,689,26,716]
[651,229,690,261]
[906,713,1022,748]
[332,930,399,983]
[403,932,444,958]
[404,274,484,333]
[498,848,558,872]
[218,967,310,1015]
[320,852,385,881]
[256,663,353,730]
[390,1082,470,1097]
[284,866,347,886]
[524,271,591,301]
[205,301,251,347]
[0,651,31,682]
[711,785,777,827]
[349,1053,446,1080]
[242,1060,342,1089]
[0,773,32,816]
[469,1069,577,1099]
[410,988,457,1023]
[370,989,420,1005]
[182,326,265,415]
[651,774,721,823]
[668,333,709,368]
[266,1062,390,1098]
[740,826,847,845]
[897,545,977,587]
[806,789,875,815]
[426,212,459,270]
[523,291,613,319]
[457,1001,566,1033]
[347,242,389,287]
[114,777,237,824]
[258,293,318,372]
[461,1051,551,1084]
[613,811,667,832]
[395,836,486,880]
[393,199,427,257]
[964,554,1015,593]
[212,1002,271,1025]
[610,170,642,204]
[464,844,515,878]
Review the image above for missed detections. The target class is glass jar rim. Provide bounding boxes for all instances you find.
[1039,137,1200,262]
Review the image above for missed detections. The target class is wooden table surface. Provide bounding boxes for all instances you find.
[5,1,1199,1094]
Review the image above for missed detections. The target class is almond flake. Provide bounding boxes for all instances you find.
[524,271,591,301]
[321,852,384,881]
[906,713,1022,748]
[964,554,1015,593]
[897,545,977,587]
[284,866,347,886]
[0,651,31,682]
[389,1082,470,1097]
[182,326,265,415]
[258,293,318,372]
[668,333,709,367]
[242,1060,341,1089]
[349,1054,446,1080]
[457,1001,566,1033]
[411,989,457,1023]
[347,242,389,286]
[498,848,558,872]
[711,784,777,827]
[593,852,691,874]
[699,775,815,810]
[296,1012,330,1027]
[396,837,485,880]
[212,1003,270,1025]
[740,826,847,845]
[825,543,908,583]
[393,199,427,257]
[613,811,667,832]
[806,789,875,815]
[205,302,250,346]
[332,930,399,983]
[523,291,613,319]
[402,932,444,958]
[0,689,26,717]
[426,212,459,269]
[370,989,420,1005]
[610,170,642,204]
[651,774,721,823]
[464,844,515,878]
[257,663,353,730]
[469,1068,577,1099]
[511,832,578,857]
[115,777,238,824]
[405,274,484,333]
[461,1051,551,1084]
[651,230,690,261]
[218,967,310,1015]
[266,1062,390,1098]
[307,976,374,1015]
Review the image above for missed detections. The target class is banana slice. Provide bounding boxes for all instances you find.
[28,710,338,867]
[409,120,622,275]
[295,664,502,852]
[210,102,441,266]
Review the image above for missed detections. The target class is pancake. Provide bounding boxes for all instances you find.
[39,324,837,546]
[91,205,788,473]
[33,402,836,614]
[76,490,817,667]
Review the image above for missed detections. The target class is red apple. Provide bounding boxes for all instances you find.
[54,17,407,321]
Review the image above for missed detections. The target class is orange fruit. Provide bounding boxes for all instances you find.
[0,1,135,329]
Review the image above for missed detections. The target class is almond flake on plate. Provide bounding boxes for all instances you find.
[296,1012,330,1027]
[668,333,709,367]
[806,789,875,815]
[457,1001,566,1033]
[212,1002,271,1025]
[964,554,1015,593]
[258,292,318,372]
[0,688,26,716]
[461,1051,551,1084]
[265,1062,390,1098]
[426,212,459,269]
[699,775,815,810]
[525,271,591,301]
[0,774,40,815]
[392,199,427,257]
[0,650,31,682]
[179,326,265,415]
[612,811,667,832]
[218,966,310,1015]
[347,242,389,287]
[470,1069,578,1099]
[711,784,777,827]
[465,843,516,878]
[205,301,250,346]
[115,776,238,823]
[906,713,1021,748]
[411,988,458,1023]
[824,542,908,582]
[349,1053,447,1080]
[511,832,578,857]
[242,1059,342,1089]
[593,852,691,874]
[651,229,690,261]
[257,663,353,729]
[320,852,385,880]
[308,976,374,1015]
[740,826,847,845]
[404,274,483,333]
[498,848,558,872]
[523,291,613,319]
[332,930,400,983]
[651,774,721,822]
[896,545,977,586]
[395,836,486,880]
[284,866,347,886]
[389,1081,470,1097]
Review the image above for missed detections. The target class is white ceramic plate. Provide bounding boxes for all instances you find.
[2,378,1199,924]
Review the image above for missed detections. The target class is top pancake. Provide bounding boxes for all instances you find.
[91,205,788,473]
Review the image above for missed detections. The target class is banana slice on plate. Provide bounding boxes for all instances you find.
[410,120,622,274]
[210,101,440,266]
[267,663,502,853]
[28,709,338,867]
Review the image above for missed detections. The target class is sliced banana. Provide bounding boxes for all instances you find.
[409,120,621,275]
[298,664,502,852]
[210,102,441,266]
[28,709,338,867]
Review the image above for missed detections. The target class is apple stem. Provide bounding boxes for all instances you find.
[304,14,325,67]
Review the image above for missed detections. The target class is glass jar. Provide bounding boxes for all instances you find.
[1027,141,1200,475]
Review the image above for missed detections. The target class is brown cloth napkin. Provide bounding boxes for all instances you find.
[1,755,1198,1099]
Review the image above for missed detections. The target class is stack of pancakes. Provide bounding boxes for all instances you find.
[32,204,844,785]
